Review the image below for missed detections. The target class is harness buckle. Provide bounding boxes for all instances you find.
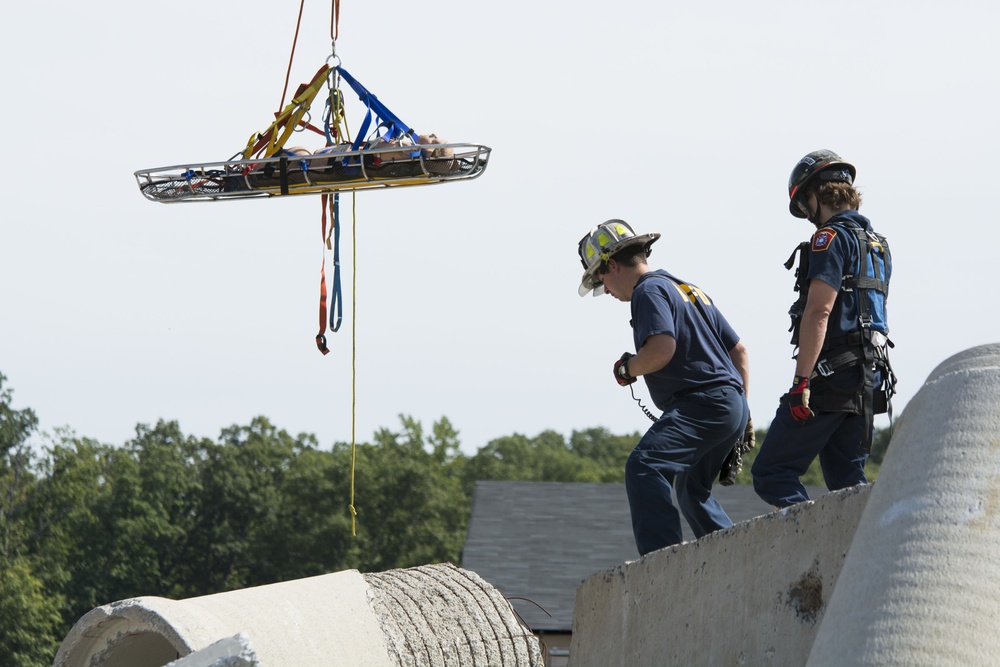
[815,359,834,377]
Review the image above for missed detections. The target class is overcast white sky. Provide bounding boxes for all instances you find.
[2,0,998,455]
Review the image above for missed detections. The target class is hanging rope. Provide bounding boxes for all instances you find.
[279,0,308,112]
[331,0,340,47]
[319,0,357,537]
[316,193,344,354]
[349,192,357,536]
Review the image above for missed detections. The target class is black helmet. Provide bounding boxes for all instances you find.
[788,150,857,218]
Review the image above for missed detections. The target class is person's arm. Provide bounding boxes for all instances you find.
[626,334,676,377]
[728,340,749,398]
[794,279,838,377]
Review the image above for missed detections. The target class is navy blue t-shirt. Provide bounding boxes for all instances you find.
[806,210,890,338]
[630,270,743,410]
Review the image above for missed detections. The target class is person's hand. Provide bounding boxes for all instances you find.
[740,415,756,451]
[788,376,814,422]
[614,352,636,387]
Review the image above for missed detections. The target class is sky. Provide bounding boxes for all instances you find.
[2,0,998,456]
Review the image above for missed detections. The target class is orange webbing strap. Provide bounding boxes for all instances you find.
[243,64,332,160]
[316,194,332,354]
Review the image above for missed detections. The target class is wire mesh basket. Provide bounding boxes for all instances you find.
[135,143,491,203]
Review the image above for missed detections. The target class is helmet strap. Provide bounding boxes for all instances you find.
[803,190,822,225]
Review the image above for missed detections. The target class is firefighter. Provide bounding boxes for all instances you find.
[752,150,895,508]
[578,220,752,555]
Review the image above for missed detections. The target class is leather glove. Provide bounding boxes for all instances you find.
[788,375,815,422]
[740,415,756,452]
[719,445,741,486]
[614,352,636,387]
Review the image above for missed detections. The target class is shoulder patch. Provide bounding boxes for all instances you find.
[812,228,837,252]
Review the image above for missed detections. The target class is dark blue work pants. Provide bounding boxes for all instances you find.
[751,397,869,508]
[625,384,748,556]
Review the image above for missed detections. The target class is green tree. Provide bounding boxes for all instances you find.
[1,372,39,561]
[122,420,207,599]
[250,441,357,581]
[1,374,63,667]
[0,558,64,667]
[465,431,579,483]
[187,416,304,592]
[345,415,469,571]
[25,425,207,632]
[428,416,462,464]
[27,436,133,626]
[568,427,638,481]
[868,427,891,468]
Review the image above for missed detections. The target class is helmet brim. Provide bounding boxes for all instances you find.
[789,197,808,219]
[578,277,605,297]
[577,233,660,296]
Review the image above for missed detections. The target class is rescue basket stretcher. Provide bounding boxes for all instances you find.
[134,142,491,203]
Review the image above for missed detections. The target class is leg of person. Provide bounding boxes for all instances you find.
[676,387,747,538]
[818,411,869,491]
[751,401,849,507]
[676,456,733,539]
[625,441,684,555]
[625,397,718,555]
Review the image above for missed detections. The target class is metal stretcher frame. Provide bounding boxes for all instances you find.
[134,143,491,203]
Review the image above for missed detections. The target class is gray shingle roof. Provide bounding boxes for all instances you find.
[461,480,828,631]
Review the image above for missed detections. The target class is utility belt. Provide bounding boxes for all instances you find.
[811,347,865,380]
[810,330,891,380]
[805,329,897,453]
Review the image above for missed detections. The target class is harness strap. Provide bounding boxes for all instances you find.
[316,193,344,354]
[842,224,891,331]
[810,347,866,379]
[330,193,343,333]
[784,242,806,271]
[847,275,889,292]
[335,66,418,159]
[785,241,810,345]
[317,194,332,354]
[785,221,895,450]
[242,64,331,160]
[279,157,290,195]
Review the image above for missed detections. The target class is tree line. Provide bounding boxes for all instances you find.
[0,372,888,666]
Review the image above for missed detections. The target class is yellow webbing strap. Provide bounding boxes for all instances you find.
[241,64,332,159]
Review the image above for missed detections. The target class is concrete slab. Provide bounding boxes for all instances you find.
[54,568,391,667]
[54,563,541,667]
[807,343,1000,666]
[164,634,260,667]
[570,484,870,666]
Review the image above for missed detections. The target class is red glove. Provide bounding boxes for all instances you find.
[788,375,814,422]
[614,352,636,387]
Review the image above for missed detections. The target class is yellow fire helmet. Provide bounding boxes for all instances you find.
[577,219,660,297]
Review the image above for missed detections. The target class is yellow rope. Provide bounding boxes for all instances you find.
[349,192,358,536]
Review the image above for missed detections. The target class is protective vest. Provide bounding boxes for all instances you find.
[785,220,897,450]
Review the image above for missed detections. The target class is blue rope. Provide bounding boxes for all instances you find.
[330,193,343,332]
